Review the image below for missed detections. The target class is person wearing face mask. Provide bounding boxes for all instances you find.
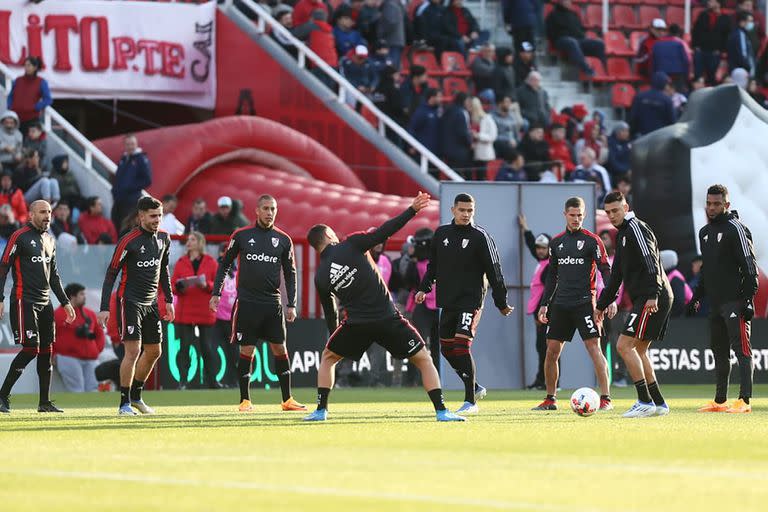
[728,11,757,75]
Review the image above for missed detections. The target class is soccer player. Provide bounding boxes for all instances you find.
[305,192,464,422]
[209,195,305,412]
[415,193,513,415]
[596,192,673,418]
[688,185,757,414]
[533,197,616,412]
[0,200,75,414]
[98,196,174,416]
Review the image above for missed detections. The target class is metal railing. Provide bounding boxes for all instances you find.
[224,0,463,182]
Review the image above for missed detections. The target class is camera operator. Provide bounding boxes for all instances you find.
[55,283,105,392]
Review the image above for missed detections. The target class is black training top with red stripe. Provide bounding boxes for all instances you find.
[315,207,416,333]
[597,211,672,309]
[212,223,296,307]
[0,223,69,306]
[99,227,173,311]
[541,227,611,307]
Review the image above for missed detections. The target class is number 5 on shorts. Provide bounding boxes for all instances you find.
[583,315,595,330]
[461,312,473,328]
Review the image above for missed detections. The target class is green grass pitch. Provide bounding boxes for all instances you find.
[2,385,768,512]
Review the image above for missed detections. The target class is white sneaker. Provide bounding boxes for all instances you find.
[622,401,656,418]
[131,400,155,415]
[653,402,670,416]
[456,401,479,414]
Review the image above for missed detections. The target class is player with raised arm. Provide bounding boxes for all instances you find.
[305,192,464,422]
[596,192,673,418]
[0,200,75,414]
[98,196,175,416]
[209,195,305,412]
[533,197,616,412]
[415,193,513,415]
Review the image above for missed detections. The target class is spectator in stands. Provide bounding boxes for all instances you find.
[469,97,497,180]
[492,95,523,157]
[494,47,517,103]
[494,148,527,181]
[0,170,28,224]
[503,0,536,49]
[340,45,377,97]
[514,41,537,87]
[0,204,19,243]
[687,255,708,317]
[22,122,46,161]
[415,0,451,53]
[547,122,576,173]
[357,0,381,48]
[471,44,498,101]
[51,155,82,213]
[79,196,117,244]
[111,133,151,232]
[374,65,407,137]
[0,111,23,172]
[574,120,608,165]
[665,81,688,116]
[636,18,667,79]
[294,9,339,90]
[728,11,757,75]
[629,71,676,137]
[51,201,85,244]
[209,196,249,235]
[519,124,551,178]
[14,148,59,204]
[271,10,298,59]
[292,0,329,27]
[692,0,732,85]
[545,0,606,76]
[649,22,691,88]
[668,23,693,69]
[186,197,212,234]
[377,0,405,70]
[606,121,631,184]
[333,7,366,57]
[160,194,185,235]
[735,0,766,56]
[660,249,692,317]
[407,89,443,157]
[439,92,473,178]
[6,56,52,136]
[54,283,105,393]
[748,78,768,108]
[443,0,483,56]
[691,76,707,92]
[569,148,611,203]
[616,175,633,204]
[517,71,550,128]
[400,65,429,119]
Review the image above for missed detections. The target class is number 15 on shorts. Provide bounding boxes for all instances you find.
[461,312,474,328]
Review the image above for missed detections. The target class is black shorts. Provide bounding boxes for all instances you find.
[439,308,482,339]
[327,315,426,361]
[622,293,672,341]
[546,302,601,342]
[230,301,286,345]
[116,298,162,344]
[10,300,54,347]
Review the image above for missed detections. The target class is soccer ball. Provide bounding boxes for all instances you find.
[570,387,600,417]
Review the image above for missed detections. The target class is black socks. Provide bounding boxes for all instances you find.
[634,379,652,403]
[647,381,665,406]
[120,386,130,407]
[130,379,144,402]
[36,348,53,404]
[275,353,291,402]
[0,349,36,397]
[427,388,447,411]
[238,354,253,402]
[317,387,330,410]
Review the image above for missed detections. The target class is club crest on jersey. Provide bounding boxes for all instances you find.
[127,326,134,335]
[577,240,585,251]
[156,239,164,251]
[443,238,449,246]
[462,239,469,249]
[237,332,243,341]
[717,233,723,243]
[272,237,279,248]
[26,330,34,338]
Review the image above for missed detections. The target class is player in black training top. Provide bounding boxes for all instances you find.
[305,192,465,422]
[532,197,616,412]
[596,192,673,418]
[415,193,513,415]
[99,196,174,416]
[210,195,306,413]
[687,184,758,414]
[0,200,75,414]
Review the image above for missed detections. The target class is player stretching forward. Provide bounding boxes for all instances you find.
[210,195,305,412]
[596,192,673,418]
[305,192,464,422]
[415,193,513,415]
[533,197,616,412]
[99,196,175,416]
[0,201,75,414]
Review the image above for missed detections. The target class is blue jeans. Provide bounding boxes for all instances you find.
[388,46,403,71]
[556,37,606,72]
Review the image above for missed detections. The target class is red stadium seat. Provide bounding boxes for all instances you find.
[605,31,634,57]
[611,82,636,109]
[440,51,471,77]
[585,5,604,29]
[580,57,612,83]
[629,31,646,53]
[613,6,641,30]
[666,6,685,28]
[411,50,439,73]
[638,6,662,28]
[442,77,469,99]
[692,7,705,23]
[607,58,642,82]
[400,48,411,74]
[426,77,440,89]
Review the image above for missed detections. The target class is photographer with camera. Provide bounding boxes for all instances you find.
[55,283,105,392]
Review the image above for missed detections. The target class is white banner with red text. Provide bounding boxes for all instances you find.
[1,0,216,108]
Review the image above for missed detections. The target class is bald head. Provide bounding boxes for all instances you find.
[29,200,52,231]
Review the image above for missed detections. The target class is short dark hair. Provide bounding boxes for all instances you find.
[604,191,626,205]
[503,148,521,162]
[453,193,475,205]
[161,194,177,203]
[411,65,427,78]
[454,92,468,106]
[707,184,729,200]
[86,196,100,210]
[258,194,276,204]
[23,147,39,159]
[564,196,585,210]
[599,229,612,238]
[64,283,85,299]
[194,197,206,206]
[425,88,439,101]
[496,95,512,104]
[617,175,631,185]
[24,56,42,72]
[307,224,330,251]
[54,200,70,210]
[738,10,753,23]
[137,196,162,212]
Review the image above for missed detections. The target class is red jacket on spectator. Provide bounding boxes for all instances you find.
[548,139,576,172]
[308,21,338,67]
[636,34,659,78]
[54,305,105,360]
[78,211,117,244]
[0,187,28,223]
[171,253,218,326]
[293,0,330,27]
